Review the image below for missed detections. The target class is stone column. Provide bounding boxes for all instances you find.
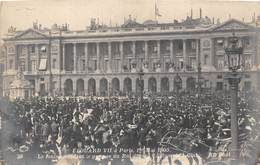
[133,41,136,58]
[15,45,19,70]
[183,39,187,71]
[210,38,214,67]
[73,43,77,72]
[35,44,39,70]
[73,79,76,96]
[96,42,100,73]
[4,45,7,72]
[144,77,148,92]
[158,40,162,72]
[108,42,112,73]
[96,78,100,96]
[62,44,65,72]
[157,77,161,93]
[170,40,174,63]
[26,45,29,71]
[120,42,124,72]
[144,41,148,62]
[84,78,88,96]
[157,40,161,59]
[119,78,124,93]
[35,77,40,96]
[182,77,187,90]
[132,41,136,72]
[169,76,174,92]
[84,43,88,73]
[57,42,61,72]
[132,77,136,93]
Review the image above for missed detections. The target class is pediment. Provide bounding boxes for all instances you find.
[210,19,255,32]
[14,29,48,39]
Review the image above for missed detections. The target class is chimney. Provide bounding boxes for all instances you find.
[199,8,202,19]
[212,17,215,24]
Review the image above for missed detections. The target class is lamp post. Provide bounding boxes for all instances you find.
[197,62,202,100]
[224,32,243,164]
[138,67,144,109]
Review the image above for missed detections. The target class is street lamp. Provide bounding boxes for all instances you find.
[138,67,144,109]
[224,32,243,164]
[197,62,202,96]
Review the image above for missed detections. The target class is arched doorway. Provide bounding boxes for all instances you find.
[100,78,108,96]
[161,77,169,94]
[174,75,182,92]
[123,78,132,95]
[136,78,144,94]
[148,77,157,93]
[88,78,96,96]
[112,78,120,96]
[76,79,84,96]
[186,77,196,92]
[64,79,73,96]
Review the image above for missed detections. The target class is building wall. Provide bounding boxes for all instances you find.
[2,22,260,97]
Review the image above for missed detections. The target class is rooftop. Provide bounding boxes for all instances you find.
[5,14,216,38]
[4,13,258,39]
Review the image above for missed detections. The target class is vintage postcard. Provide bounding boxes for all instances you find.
[0,0,260,164]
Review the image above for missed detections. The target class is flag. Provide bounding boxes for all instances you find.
[155,2,162,17]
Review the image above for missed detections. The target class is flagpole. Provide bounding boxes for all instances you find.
[154,0,157,21]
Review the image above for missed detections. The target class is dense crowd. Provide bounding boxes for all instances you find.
[1,91,260,164]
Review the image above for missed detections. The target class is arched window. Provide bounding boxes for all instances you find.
[204,54,208,65]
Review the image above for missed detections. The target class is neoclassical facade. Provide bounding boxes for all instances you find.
[2,18,260,97]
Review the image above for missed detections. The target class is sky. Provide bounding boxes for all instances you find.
[1,0,260,40]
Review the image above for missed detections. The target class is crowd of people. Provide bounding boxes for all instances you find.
[1,91,260,164]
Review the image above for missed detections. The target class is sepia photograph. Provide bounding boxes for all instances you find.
[1,0,260,164]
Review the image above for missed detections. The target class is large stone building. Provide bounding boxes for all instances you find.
[2,15,260,97]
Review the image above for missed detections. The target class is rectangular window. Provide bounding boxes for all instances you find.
[21,46,27,56]
[52,59,56,69]
[52,81,56,91]
[8,47,14,54]
[93,60,97,71]
[19,61,25,71]
[178,42,183,50]
[104,60,108,71]
[82,60,85,71]
[244,81,251,91]
[191,41,196,50]
[39,58,47,71]
[9,59,13,69]
[29,45,35,53]
[218,60,224,69]
[204,55,208,65]
[243,38,250,47]
[31,60,37,71]
[153,45,158,52]
[216,82,223,91]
